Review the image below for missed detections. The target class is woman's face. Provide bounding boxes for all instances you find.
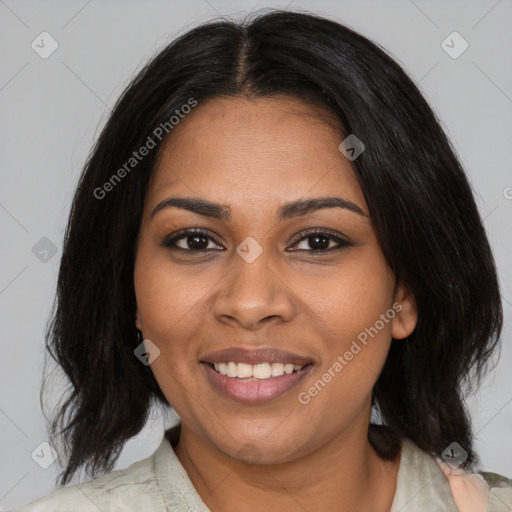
[134,95,417,463]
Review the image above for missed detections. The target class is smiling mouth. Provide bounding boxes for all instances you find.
[201,361,314,404]
[207,361,310,380]
[199,346,315,403]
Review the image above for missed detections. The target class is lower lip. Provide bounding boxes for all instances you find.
[202,363,313,404]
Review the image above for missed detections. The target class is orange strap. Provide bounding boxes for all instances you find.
[435,457,490,512]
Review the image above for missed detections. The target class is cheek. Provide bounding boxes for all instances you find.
[134,246,215,339]
[134,254,202,409]
[294,251,395,405]
[296,252,395,348]
[133,245,228,406]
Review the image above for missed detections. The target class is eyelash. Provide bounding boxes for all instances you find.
[161,228,353,254]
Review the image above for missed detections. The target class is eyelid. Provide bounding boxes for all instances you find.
[288,227,353,251]
[162,227,353,253]
[161,228,224,252]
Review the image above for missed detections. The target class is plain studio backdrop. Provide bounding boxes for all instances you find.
[0,0,511,508]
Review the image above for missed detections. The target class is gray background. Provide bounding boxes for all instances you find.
[1,0,511,508]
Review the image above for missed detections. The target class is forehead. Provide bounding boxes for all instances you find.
[147,95,366,216]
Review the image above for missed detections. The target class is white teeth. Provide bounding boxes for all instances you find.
[211,361,305,380]
[227,361,238,377]
[237,363,253,378]
[218,362,228,375]
[271,363,284,376]
[284,364,294,374]
[253,363,272,379]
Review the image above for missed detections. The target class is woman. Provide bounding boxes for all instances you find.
[14,9,512,511]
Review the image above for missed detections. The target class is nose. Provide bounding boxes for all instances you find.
[212,251,295,331]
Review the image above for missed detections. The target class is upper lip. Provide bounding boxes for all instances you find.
[200,347,313,366]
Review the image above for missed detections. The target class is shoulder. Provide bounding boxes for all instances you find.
[392,438,512,511]
[434,449,512,512]
[11,428,210,512]
[476,472,512,512]
[480,471,512,489]
[11,449,166,511]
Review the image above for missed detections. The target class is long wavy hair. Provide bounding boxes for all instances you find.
[43,9,503,485]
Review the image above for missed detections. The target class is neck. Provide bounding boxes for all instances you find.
[172,422,401,512]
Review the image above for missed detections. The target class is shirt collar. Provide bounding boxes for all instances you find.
[154,425,459,511]
[390,438,459,511]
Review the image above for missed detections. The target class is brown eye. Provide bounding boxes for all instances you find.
[162,228,224,252]
[289,230,353,252]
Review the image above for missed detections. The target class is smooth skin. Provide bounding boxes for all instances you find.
[134,95,418,512]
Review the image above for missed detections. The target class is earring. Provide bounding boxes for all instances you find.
[136,329,143,343]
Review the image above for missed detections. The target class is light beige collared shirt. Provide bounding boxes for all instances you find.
[12,431,512,511]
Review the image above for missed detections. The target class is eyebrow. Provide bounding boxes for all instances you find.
[150,196,367,221]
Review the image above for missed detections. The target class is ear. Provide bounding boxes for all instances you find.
[135,309,143,331]
[391,282,417,340]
